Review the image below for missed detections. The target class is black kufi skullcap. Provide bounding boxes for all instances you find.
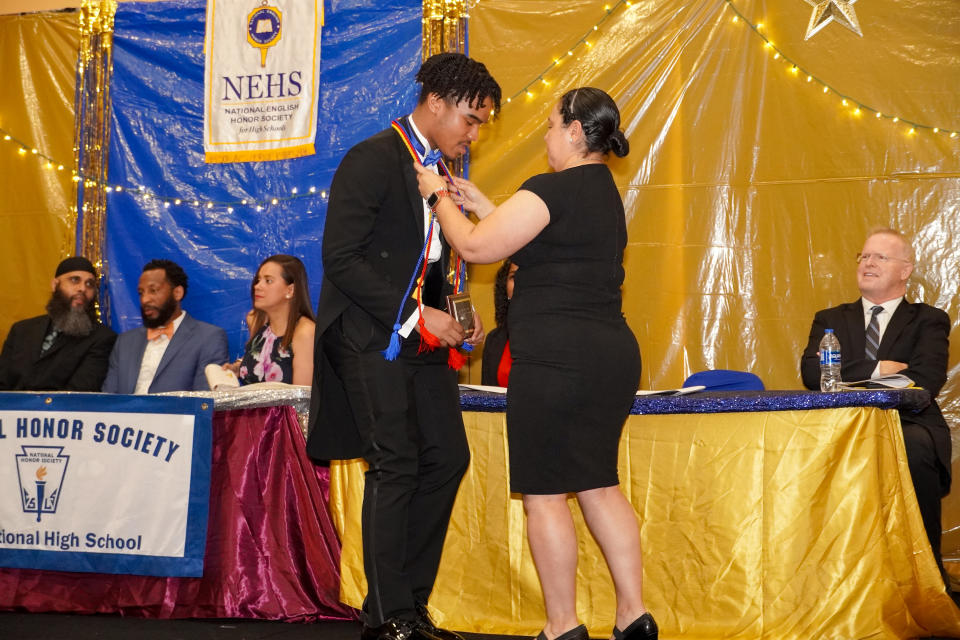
[55,256,97,278]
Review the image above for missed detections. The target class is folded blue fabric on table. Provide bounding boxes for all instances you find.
[683,369,765,391]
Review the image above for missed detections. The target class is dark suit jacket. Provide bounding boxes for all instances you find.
[101,313,229,394]
[306,121,455,460]
[0,315,116,391]
[800,298,952,493]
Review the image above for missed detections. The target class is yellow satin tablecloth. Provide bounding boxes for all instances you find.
[329,406,960,639]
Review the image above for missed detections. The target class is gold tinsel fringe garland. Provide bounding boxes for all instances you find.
[75,0,117,319]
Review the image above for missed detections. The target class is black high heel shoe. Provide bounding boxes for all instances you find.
[535,624,589,640]
[612,613,658,640]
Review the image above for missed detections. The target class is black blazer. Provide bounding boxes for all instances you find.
[800,299,952,493]
[0,315,116,391]
[307,121,454,460]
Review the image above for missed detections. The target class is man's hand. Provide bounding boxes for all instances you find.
[466,309,485,346]
[878,360,908,375]
[417,306,465,347]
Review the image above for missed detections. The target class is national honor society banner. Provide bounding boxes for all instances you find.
[0,394,212,577]
[204,0,324,163]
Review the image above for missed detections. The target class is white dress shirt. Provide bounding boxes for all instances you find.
[399,115,443,338]
[134,310,186,394]
[863,296,903,378]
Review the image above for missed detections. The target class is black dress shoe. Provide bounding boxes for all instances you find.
[414,603,465,640]
[612,613,658,640]
[535,623,589,640]
[361,617,423,640]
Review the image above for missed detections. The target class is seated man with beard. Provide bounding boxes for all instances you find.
[102,259,228,394]
[0,257,116,391]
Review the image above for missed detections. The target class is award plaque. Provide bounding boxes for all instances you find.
[446,292,475,333]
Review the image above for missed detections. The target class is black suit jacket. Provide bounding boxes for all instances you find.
[0,315,116,391]
[306,121,454,460]
[800,299,952,493]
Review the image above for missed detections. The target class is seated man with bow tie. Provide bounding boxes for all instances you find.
[102,259,228,394]
[800,228,952,591]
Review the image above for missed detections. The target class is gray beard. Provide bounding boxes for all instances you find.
[55,308,96,337]
[46,290,97,337]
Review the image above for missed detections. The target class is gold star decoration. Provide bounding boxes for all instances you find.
[803,0,863,40]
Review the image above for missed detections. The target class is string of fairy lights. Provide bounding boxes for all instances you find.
[724,0,958,139]
[499,0,958,141]
[499,0,633,106]
[3,1,957,203]
[0,125,329,214]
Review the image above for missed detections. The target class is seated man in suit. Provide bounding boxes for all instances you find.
[800,228,952,589]
[102,259,228,394]
[0,256,116,391]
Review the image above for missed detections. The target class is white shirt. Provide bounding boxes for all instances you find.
[134,310,186,394]
[862,296,903,378]
[399,115,444,338]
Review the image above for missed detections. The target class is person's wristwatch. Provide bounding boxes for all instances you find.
[426,189,449,211]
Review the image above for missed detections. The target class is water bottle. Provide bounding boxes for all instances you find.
[819,329,842,392]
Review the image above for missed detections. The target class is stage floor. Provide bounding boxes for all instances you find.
[3,607,960,640]
[0,613,525,640]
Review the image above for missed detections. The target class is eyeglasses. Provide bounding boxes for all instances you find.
[856,252,911,264]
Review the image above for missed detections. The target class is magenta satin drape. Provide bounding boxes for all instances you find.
[0,405,357,622]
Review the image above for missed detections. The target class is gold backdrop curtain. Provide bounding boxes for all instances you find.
[466,0,960,570]
[0,10,79,340]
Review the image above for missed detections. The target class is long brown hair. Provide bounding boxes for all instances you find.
[248,254,314,351]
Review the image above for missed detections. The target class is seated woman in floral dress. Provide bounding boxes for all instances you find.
[225,254,315,385]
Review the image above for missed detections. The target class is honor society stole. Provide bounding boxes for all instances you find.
[203,0,323,163]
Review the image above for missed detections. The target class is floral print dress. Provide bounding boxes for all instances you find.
[238,323,293,384]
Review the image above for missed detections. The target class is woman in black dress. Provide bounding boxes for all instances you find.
[416,88,655,640]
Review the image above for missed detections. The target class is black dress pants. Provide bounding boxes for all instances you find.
[324,324,470,625]
[901,421,949,589]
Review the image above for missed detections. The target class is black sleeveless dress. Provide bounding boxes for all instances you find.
[507,164,641,494]
[238,324,294,384]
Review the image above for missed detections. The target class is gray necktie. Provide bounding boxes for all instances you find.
[40,328,60,355]
[864,305,883,360]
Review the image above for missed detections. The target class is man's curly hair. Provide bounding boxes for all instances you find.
[143,259,188,296]
[416,52,501,113]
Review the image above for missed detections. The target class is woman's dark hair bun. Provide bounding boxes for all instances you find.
[608,130,629,158]
[559,87,629,158]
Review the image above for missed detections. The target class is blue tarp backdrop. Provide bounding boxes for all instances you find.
[106,0,422,358]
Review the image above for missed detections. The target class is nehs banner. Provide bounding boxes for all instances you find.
[0,394,212,577]
[203,0,324,163]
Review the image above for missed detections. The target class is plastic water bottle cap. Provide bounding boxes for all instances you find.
[824,328,834,333]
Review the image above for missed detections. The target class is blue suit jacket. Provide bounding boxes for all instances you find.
[102,313,229,394]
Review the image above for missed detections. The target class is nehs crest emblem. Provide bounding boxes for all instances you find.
[247,2,282,68]
[16,446,69,522]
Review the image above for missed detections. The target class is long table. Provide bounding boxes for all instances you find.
[0,389,355,622]
[330,389,960,639]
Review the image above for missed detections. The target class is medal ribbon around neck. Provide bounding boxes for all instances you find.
[381,118,471,369]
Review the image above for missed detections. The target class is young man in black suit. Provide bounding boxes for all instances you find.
[306,53,501,640]
[800,228,952,589]
[0,256,116,391]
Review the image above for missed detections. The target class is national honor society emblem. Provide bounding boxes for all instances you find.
[15,446,69,522]
[247,2,282,68]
